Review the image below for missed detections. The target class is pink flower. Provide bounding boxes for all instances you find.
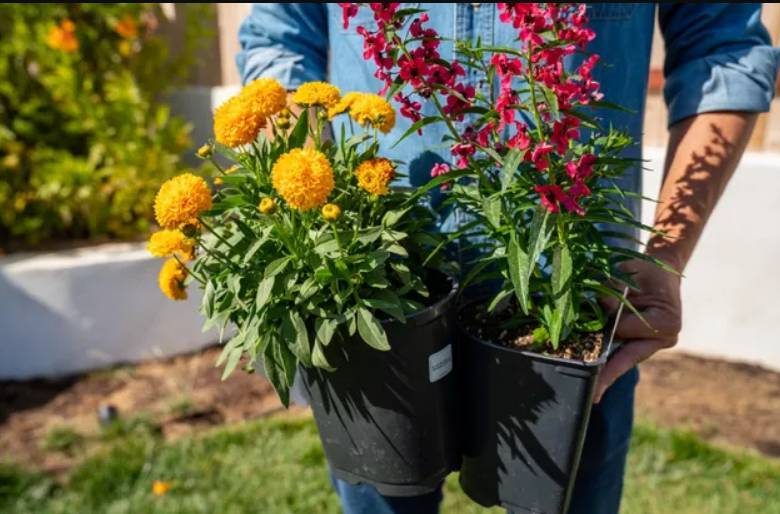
[395,93,422,123]
[451,141,476,168]
[431,162,453,190]
[410,13,430,37]
[339,3,359,29]
[508,123,531,150]
[496,86,519,126]
[528,142,554,172]
[443,83,475,121]
[551,116,581,153]
[398,54,429,88]
[535,184,564,214]
[370,3,400,24]
[491,53,523,88]
[565,154,597,181]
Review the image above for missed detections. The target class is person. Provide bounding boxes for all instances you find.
[236,4,778,514]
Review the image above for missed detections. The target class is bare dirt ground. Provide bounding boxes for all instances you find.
[1,347,778,474]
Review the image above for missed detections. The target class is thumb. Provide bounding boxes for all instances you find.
[593,339,659,404]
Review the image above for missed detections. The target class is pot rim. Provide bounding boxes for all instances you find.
[456,299,619,368]
[384,269,459,328]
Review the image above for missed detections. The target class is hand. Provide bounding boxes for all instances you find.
[594,257,682,403]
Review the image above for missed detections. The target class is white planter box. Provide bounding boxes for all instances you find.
[0,242,217,379]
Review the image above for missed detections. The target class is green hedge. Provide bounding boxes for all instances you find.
[0,3,212,249]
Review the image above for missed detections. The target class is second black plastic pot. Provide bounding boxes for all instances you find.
[457,304,609,514]
[299,271,459,497]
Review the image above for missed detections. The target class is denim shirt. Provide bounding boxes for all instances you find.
[236,3,778,227]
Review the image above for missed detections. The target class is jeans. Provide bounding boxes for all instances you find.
[330,366,639,514]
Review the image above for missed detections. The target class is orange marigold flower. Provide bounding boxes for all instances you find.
[240,78,287,118]
[46,19,79,53]
[331,93,395,133]
[327,92,362,119]
[213,95,265,148]
[158,259,187,301]
[152,480,173,496]
[355,158,395,196]
[115,15,138,39]
[154,173,213,229]
[147,230,195,261]
[292,82,341,108]
[271,148,334,211]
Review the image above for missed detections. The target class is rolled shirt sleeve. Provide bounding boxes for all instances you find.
[659,3,780,126]
[236,4,328,88]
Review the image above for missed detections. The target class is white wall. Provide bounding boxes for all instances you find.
[0,243,217,379]
[642,148,780,371]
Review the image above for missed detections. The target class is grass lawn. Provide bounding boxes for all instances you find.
[1,414,778,514]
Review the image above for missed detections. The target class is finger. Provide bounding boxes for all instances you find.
[614,305,679,340]
[593,339,661,403]
[599,294,620,314]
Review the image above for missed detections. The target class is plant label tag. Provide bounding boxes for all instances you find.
[429,344,453,383]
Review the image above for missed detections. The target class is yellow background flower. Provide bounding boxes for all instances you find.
[158,259,188,301]
[321,203,342,221]
[271,148,334,211]
[213,96,265,147]
[292,82,341,108]
[240,78,287,118]
[154,173,213,229]
[152,480,173,496]
[355,158,395,196]
[46,19,78,53]
[147,230,195,260]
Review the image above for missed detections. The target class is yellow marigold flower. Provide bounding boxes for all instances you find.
[213,95,265,148]
[240,78,287,118]
[147,230,195,261]
[328,92,362,119]
[196,144,212,159]
[154,173,213,230]
[355,158,395,196]
[258,197,277,214]
[292,82,341,109]
[115,15,138,39]
[152,480,173,496]
[344,93,396,133]
[46,19,79,53]
[271,148,334,211]
[321,203,342,222]
[158,259,187,301]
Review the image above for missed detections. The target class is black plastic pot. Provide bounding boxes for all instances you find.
[458,302,612,514]
[300,271,459,496]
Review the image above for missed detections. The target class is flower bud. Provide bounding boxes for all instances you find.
[258,197,277,215]
[321,203,342,222]
[196,144,212,159]
[276,117,291,130]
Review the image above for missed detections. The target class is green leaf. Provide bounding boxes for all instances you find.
[391,116,443,148]
[508,231,531,314]
[315,318,337,346]
[263,341,290,407]
[202,280,216,319]
[550,243,573,348]
[288,108,309,149]
[275,342,298,392]
[255,276,275,309]
[364,293,406,323]
[527,206,551,279]
[356,226,383,245]
[264,257,290,278]
[487,287,513,312]
[311,340,335,371]
[501,148,523,191]
[220,332,245,380]
[356,307,390,351]
[386,243,408,257]
[382,207,411,227]
[483,194,502,229]
[286,311,311,367]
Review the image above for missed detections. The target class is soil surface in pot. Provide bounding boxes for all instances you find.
[460,301,603,362]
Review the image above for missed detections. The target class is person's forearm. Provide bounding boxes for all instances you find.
[648,112,757,272]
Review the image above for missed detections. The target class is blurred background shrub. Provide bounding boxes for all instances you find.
[0,3,212,249]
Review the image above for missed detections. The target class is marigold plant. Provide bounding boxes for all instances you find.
[342,2,673,355]
[148,78,446,404]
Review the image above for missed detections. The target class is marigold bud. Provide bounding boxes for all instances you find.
[321,203,342,222]
[276,118,291,130]
[258,197,277,214]
[196,144,212,159]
